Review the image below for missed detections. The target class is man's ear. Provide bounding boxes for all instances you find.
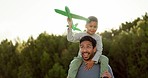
[93,47,97,53]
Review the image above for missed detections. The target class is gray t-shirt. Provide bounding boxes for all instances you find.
[76,62,114,78]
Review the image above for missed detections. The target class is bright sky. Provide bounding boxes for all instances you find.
[0,0,148,42]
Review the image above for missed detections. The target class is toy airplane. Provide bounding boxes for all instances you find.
[54,6,89,31]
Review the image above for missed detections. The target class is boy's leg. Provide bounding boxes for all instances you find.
[67,56,82,78]
[99,55,109,77]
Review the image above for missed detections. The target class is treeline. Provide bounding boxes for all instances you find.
[0,13,148,78]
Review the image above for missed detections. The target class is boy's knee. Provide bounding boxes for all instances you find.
[100,55,109,61]
[70,57,82,66]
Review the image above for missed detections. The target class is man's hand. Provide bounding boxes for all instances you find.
[101,71,112,78]
[84,60,95,70]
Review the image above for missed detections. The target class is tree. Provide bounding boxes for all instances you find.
[0,39,19,78]
[47,63,66,78]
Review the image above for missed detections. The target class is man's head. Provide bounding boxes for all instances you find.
[85,16,98,35]
[80,36,97,61]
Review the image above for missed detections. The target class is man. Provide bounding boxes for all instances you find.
[72,36,114,78]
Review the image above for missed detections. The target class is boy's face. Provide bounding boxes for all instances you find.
[80,41,96,61]
[85,21,98,35]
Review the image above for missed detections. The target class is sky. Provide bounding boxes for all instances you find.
[0,0,148,42]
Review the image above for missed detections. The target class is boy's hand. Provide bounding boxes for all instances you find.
[67,18,73,28]
[84,60,95,70]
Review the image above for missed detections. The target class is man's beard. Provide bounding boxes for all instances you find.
[82,52,94,61]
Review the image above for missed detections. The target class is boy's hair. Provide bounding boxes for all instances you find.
[86,16,98,24]
[80,36,96,48]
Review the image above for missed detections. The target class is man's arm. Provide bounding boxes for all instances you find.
[108,65,114,78]
[101,65,114,78]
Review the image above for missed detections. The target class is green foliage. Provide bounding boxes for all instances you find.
[101,13,148,78]
[47,63,66,78]
[18,62,33,78]
[0,39,20,78]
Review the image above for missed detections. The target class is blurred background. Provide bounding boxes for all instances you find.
[0,0,148,78]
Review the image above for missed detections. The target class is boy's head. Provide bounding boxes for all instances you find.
[85,16,98,35]
[86,16,98,24]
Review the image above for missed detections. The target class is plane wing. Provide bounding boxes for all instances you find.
[54,9,89,21]
[67,23,81,31]
[54,9,68,16]
[72,26,81,31]
[54,6,84,32]
[71,13,89,21]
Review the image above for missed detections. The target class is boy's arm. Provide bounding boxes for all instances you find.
[92,36,103,64]
[67,18,73,41]
[67,27,80,42]
[67,18,73,28]
[67,27,73,41]
[67,18,80,42]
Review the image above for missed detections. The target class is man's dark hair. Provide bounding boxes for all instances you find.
[80,36,96,48]
[86,16,98,24]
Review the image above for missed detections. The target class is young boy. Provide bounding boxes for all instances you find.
[67,16,109,78]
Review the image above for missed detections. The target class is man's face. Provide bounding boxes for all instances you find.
[80,41,96,61]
